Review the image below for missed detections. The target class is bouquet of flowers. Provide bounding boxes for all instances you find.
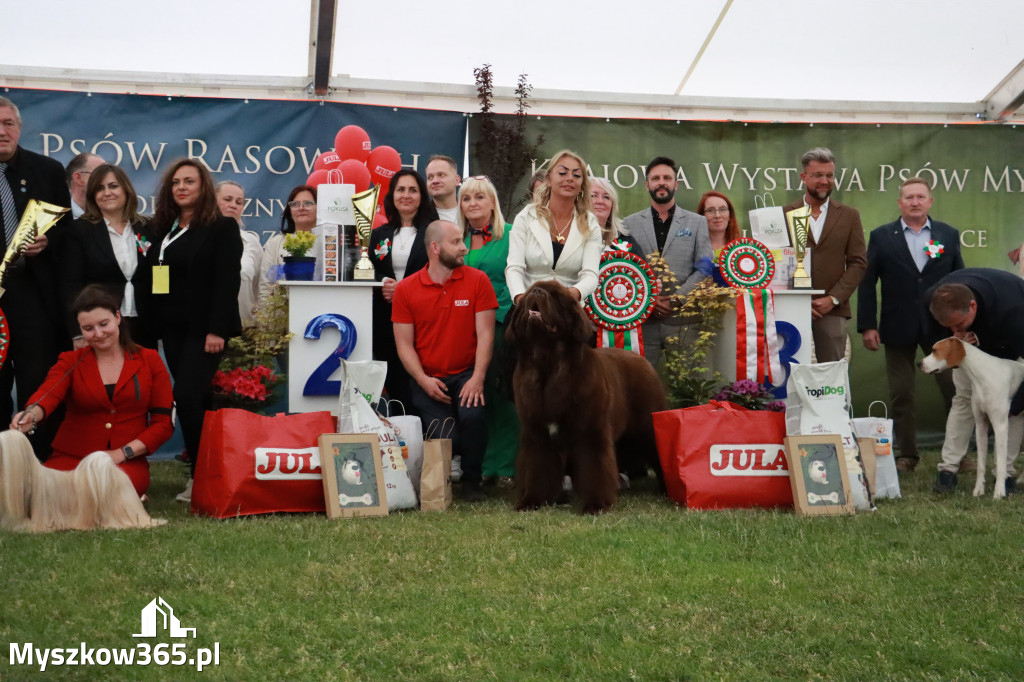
[712,379,786,412]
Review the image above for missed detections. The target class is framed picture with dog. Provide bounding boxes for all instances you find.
[784,435,855,516]
[318,434,388,519]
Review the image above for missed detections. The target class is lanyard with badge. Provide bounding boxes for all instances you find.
[152,218,188,294]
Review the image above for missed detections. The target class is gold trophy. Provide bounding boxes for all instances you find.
[350,186,380,281]
[0,199,69,298]
[785,205,813,289]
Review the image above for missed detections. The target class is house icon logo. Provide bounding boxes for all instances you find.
[133,597,196,638]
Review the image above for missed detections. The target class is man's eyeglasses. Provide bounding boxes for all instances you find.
[807,173,835,181]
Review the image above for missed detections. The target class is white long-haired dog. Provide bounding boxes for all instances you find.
[0,430,166,532]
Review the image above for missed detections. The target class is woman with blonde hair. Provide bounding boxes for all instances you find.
[506,149,602,305]
[590,176,627,246]
[457,176,516,481]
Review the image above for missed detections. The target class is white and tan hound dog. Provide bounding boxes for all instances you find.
[920,337,1024,499]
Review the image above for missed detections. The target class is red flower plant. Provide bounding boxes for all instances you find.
[212,365,278,403]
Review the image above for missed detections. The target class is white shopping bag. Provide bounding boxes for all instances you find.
[380,400,424,494]
[852,401,900,499]
[748,194,790,249]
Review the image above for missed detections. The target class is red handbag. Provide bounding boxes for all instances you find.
[191,408,336,518]
[653,400,792,510]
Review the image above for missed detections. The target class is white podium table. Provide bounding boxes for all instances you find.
[712,289,823,386]
[282,280,380,415]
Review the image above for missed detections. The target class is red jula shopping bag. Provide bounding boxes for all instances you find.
[653,400,792,510]
[191,408,336,518]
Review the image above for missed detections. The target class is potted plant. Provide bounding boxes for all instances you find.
[212,287,292,413]
[282,231,317,281]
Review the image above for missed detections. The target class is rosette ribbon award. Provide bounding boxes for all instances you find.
[350,186,380,281]
[785,205,812,289]
[0,199,68,298]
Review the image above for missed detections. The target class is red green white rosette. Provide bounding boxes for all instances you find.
[718,237,775,290]
[585,250,661,331]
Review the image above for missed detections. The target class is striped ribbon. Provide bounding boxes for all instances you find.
[735,289,784,385]
[597,327,643,353]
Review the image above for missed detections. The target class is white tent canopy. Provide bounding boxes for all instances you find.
[4,0,1024,122]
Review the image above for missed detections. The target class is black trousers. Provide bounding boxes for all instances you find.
[162,331,223,476]
[0,286,68,460]
[409,368,487,484]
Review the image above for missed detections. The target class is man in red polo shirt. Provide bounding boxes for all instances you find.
[393,220,498,501]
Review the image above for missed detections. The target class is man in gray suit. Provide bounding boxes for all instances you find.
[622,156,712,366]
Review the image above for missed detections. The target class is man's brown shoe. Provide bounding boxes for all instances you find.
[895,457,916,473]
[958,457,977,473]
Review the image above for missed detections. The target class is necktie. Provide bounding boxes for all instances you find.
[0,162,19,247]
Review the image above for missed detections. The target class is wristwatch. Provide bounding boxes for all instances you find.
[122,445,136,460]
[829,295,840,307]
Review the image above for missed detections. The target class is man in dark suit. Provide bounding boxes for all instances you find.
[622,156,712,366]
[0,96,73,459]
[783,147,866,362]
[926,268,1024,492]
[857,177,964,472]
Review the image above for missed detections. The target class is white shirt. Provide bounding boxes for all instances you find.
[436,206,459,223]
[105,219,138,316]
[239,226,263,325]
[805,198,830,243]
[901,219,932,272]
[71,200,85,220]
[392,227,417,280]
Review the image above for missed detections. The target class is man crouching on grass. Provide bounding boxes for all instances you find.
[392,220,498,502]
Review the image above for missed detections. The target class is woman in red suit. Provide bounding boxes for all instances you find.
[10,285,174,497]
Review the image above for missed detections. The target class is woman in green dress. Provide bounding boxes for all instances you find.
[458,176,517,482]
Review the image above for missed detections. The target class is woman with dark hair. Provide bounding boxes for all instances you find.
[697,190,743,254]
[258,184,318,304]
[146,158,242,502]
[11,285,174,497]
[369,169,438,409]
[60,164,155,348]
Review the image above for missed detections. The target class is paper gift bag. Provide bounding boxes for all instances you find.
[748,194,790,249]
[653,401,792,510]
[192,408,336,518]
[852,401,900,499]
[420,418,454,511]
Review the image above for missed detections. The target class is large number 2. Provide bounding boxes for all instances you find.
[303,313,357,396]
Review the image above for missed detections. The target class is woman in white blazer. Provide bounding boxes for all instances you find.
[506,149,603,304]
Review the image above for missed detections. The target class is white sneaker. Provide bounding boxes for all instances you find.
[175,478,193,503]
[449,456,463,482]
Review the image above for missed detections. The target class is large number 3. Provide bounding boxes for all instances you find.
[768,321,801,399]
[303,313,357,396]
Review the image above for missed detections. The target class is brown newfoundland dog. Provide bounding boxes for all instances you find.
[506,280,667,514]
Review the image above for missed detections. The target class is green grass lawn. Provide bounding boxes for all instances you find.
[2,451,1022,681]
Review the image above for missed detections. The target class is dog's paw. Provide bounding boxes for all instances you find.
[993,483,1007,499]
[972,484,985,497]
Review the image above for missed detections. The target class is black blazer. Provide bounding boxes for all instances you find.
[857,218,964,347]
[1,146,73,332]
[924,267,1024,361]
[145,216,242,340]
[368,219,431,345]
[60,217,154,338]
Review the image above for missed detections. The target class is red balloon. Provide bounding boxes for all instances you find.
[335,125,371,163]
[337,159,371,193]
[367,146,402,186]
[313,151,342,172]
[307,168,343,188]
[372,212,388,228]
[307,169,329,188]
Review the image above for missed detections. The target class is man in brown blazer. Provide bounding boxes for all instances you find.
[783,147,867,362]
